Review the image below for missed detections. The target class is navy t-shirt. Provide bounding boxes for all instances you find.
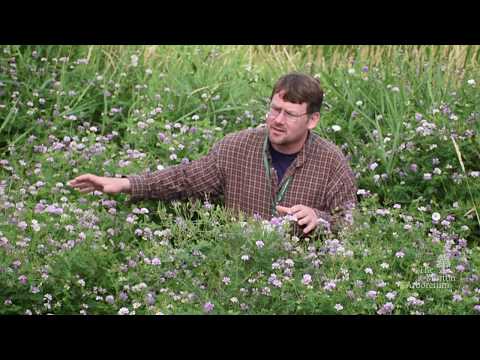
[269,143,299,183]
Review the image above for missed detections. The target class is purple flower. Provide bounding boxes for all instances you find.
[203,302,214,313]
[407,296,424,306]
[145,292,156,306]
[17,221,28,231]
[105,295,115,304]
[268,274,283,288]
[302,274,312,286]
[410,164,418,173]
[119,291,128,301]
[255,240,265,249]
[253,213,262,221]
[18,275,28,284]
[323,280,336,291]
[415,113,423,121]
[366,290,377,299]
[377,302,395,315]
[34,203,46,213]
[362,66,369,73]
[369,162,378,171]
[45,205,63,215]
[222,276,231,285]
[203,201,213,210]
[452,294,462,302]
[474,305,480,313]
[395,251,405,258]
[270,217,282,226]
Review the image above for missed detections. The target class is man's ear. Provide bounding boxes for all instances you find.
[307,112,320,130]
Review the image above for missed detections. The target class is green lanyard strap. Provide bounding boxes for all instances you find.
[263,135,293,216]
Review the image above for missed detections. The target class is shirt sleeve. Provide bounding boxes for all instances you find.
[312,158,357,233]
[126,140,224,203]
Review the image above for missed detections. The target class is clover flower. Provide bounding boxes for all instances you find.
[203,302,214,313]
[302,274,312,286]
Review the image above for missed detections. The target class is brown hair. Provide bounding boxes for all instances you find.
[270,72,324,114]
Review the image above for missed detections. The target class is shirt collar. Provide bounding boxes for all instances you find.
[264,128,312,169]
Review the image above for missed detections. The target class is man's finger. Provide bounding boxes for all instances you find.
[70,174,96,185]
[75,183,96,190]
[78,187,95,193]
[303,221,316,234]
[298,215,312,226]
[276,205,292,214]
[290,205,305,213]
[69,181,92,189]
[291,209,309,219]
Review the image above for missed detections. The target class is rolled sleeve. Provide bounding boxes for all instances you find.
[126,174,149,203]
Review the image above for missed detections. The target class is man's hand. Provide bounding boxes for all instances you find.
[276,204,318,234]
[67,174,131,194]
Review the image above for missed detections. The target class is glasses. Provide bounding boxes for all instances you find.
[266,105,310,122]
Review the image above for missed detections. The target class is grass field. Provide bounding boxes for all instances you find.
[1,45,479,314]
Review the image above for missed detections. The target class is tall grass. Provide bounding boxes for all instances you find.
[1,45,479,314]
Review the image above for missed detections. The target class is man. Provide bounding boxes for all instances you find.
[68,73,357,234]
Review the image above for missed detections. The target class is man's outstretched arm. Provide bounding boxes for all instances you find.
[69,141,224,202]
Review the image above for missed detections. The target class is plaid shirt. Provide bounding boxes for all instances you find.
[127,126,357,230]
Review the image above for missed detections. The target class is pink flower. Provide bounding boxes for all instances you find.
[452,294,462,302]
[395,251,405,258]
[203,302,214,313]
[377,302,395,315]
[45,205,63,215]
[323,280,336,291]
[302,274,312,286]
[17,221,28,230]
[18,275,28,284]
[270,217,282,226]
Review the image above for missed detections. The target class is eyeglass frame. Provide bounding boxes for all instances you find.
[266,103,314,122]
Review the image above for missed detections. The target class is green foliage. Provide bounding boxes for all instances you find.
[1,45,479,315]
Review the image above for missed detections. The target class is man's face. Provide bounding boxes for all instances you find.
[266,91,319,153]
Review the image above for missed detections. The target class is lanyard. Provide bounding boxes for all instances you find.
[263,135,293,216]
